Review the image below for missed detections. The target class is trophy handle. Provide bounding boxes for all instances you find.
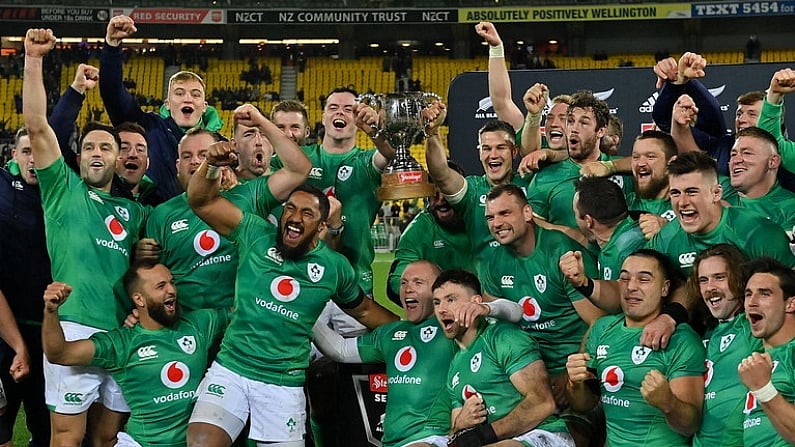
[421,92,443,137]
[356,93,383,136]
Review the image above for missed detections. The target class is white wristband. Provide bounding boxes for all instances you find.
[752,381,779,403]
[489,44,504,59]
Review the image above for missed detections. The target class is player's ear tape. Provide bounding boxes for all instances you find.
[448,422,497,447]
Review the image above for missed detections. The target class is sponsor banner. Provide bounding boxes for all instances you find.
[458,3,691,23]
[0,7,109,22]
[228,9,457,24]
[692,1,795,17]
[448,63,795,176]
[110,8,224,24]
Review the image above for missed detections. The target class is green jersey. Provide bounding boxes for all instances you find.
[742,337,795,447]
[759,99,795,172]
[481,227,598,374]
[725,183,795,238]
[273,144,381,294]
[217,213,361,386]
[625,193,676,222]
[387,210,475,298]
[90,309,229,447]
[448,174,532,278]
[356,317,455,447]
[647,206,795,276]
[694,316,763,447]
[527,154,633,229]
[585,314,705,446]
[447,320,568,435]
[145,184,279,312]
[598,217,647,280]
[37,157,147,330]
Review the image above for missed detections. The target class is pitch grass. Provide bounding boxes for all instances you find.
[9,252,399,442]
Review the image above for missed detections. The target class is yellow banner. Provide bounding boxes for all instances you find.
[459,3,691,23]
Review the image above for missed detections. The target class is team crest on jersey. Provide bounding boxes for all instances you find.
[470,352,482,373]
[88,190,104,204]
[720,334,736,352]
[194,230,221,257]
[177,336,196,355]
[270,276,300,302]
[104,215,128,241]
[602,366,624,392]
[307,263,325,283]
[631,345,651,365]
[114,206,130,221]
[608,175,624,188]
[420,325,437,343]
[603,267,613,280]
[519,296,542,322]
[533,274,547,293]
[161,361,190,389]
[704,359,714,387]
[395,346,417,372]
[337,165,353,181]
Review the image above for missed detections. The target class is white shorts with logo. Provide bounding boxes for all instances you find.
[44,321,130,414]
[515,429,575,447]
[190,361,306,443]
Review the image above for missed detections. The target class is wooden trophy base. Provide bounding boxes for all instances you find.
[377,170,435,200]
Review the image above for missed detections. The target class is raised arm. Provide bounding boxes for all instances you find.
[476,22,524,130]
[42,282,95,366]
[50,64,99,172]
[353,103,396,170]
[187,141,244,236]
[761,68,795,172]
[23,28,61,170]
[739,351,795,444]
[100,15,145,126]
[234,104,311,201]
[423,101,465,195]
[518,83,549,157]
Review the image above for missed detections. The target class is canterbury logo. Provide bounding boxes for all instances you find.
[678,252,697,267]
[64,392,83,404]
[137,345,158,359]
[171,219,189,232]
[207,384,225,396]
[501,276,514,286]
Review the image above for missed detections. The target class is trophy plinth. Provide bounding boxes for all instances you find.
[358,91,440,201]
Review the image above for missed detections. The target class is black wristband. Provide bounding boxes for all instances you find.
[661,302,689,326]
[448,423,497,447]
[574,277,594,297]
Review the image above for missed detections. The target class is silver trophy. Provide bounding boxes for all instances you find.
[357,91,440,200]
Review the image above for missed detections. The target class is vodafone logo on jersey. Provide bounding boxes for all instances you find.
[519,296,542,322]
[161,361,190,389]
[743,391,757,415]
[193,230,221,256]
[270,276,300,302]
[322,186,336,197]
[462,384,478,401]
[394,346,417,372]
[601,366,624,392]
[104,215,128,241]
[704,359,714,387]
